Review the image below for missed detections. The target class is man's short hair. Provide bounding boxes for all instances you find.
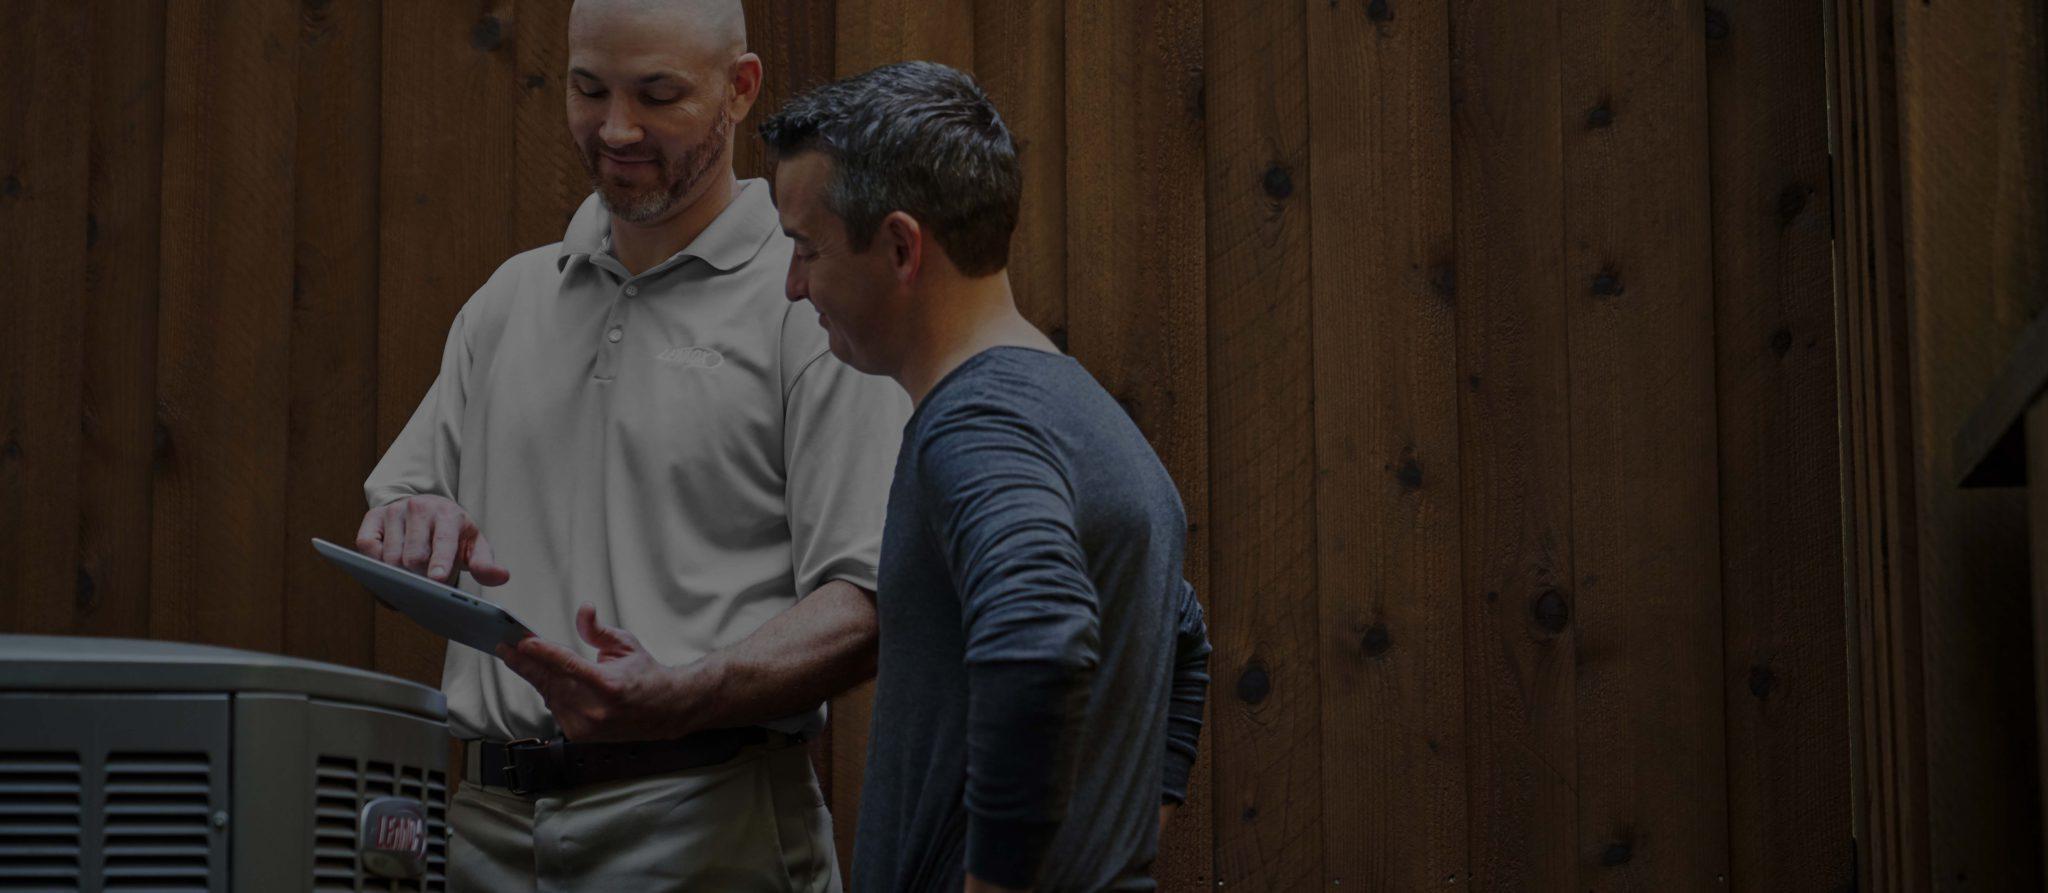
[759,61,1021,276]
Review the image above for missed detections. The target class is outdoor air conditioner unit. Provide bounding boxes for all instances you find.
[0,634,450,892]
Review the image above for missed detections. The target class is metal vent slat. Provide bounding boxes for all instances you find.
[103,751,213,891]
[0,753,80,889]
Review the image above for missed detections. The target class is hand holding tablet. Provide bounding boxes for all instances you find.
[312,537,536,655]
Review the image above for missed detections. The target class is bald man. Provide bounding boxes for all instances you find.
[356,1,906,889]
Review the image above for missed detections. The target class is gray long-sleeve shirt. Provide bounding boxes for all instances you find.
[854,347,1213,893]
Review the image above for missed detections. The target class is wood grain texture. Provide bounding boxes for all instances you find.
[1705,2,1850,890]
[1203,0,1314,888]
[514,0,587,252]
[1895,0,2048,886]
[284,0,381,669]
[151,0,300,652]
[1307,0,1466,888]
[1558,0,1729,886]
[972,0,1063,341]
[1065,0,1207,889]
[1829,1,1929,887]
[1448,0,1579,887]
[738,0,837,181]
[376,0,519,685]
[77,0,166,641]
[835,0,972,74]
[0,1,89,636]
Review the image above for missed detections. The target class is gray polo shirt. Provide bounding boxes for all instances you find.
[365,180,908,741]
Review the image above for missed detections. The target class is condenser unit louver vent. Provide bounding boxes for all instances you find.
[0,751,83,891]
[102,751,215,891]
[3,636,448,891]
[311,755,449,892]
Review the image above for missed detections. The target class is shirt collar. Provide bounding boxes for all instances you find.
[556,178,779,275]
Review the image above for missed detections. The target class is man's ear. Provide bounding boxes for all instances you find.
[729,53,764,122]
[882,211,923,285]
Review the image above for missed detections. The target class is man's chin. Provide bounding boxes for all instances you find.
[598,188,676,225]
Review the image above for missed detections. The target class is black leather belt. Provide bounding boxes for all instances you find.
[473,727,785,795]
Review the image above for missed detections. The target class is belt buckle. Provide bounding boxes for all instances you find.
[500,737,554,796]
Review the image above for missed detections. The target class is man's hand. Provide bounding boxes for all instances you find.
[355,495,510,585]
[496,604,706,742]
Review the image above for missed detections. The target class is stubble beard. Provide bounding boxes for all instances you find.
[587,109,732,225]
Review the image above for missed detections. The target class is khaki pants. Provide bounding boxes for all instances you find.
[448,742,840,892]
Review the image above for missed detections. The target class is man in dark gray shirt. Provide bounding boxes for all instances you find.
[760,62,1213,892]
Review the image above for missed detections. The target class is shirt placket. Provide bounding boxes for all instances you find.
[593,279,641,382]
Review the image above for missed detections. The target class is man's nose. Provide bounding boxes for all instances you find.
[600,99,641,146]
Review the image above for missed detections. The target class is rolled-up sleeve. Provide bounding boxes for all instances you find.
[364,312,470,509]
[781,344,908,597]
[1163,579,1211,804]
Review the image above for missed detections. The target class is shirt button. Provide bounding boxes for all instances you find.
[624,285,639,297]
[606,327,623,343]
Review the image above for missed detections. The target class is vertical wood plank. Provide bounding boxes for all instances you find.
[1558,0,1729,886]
[78,0,167,641]
[377,0,519,685]
[835,0,973,74]
[972,0,1063,341]
[1828,0,1929,887]
[2030,401,2048,885]
[738,0,837,181]
[513,0,586,252]
[0,1,89,636]
[1203,0,1313,889]
[1306,1,1465,888]
[1066,1,1207,890]
[151,0,300,652]
[285,0,381,670]
[1705,2,1851,889]
[1448,0,1579,887]
[1894,1,2048,886]
[825,2,975,873]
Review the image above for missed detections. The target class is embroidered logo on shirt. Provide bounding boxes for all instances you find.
[657,346,724,368]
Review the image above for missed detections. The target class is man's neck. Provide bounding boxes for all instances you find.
[897,272,1059,406]
[609,171,741,276]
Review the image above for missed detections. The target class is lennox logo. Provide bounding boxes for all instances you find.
[358,796,428,880]
[658,345,724,368]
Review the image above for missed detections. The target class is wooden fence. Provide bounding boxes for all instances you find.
[0,1,1847,888]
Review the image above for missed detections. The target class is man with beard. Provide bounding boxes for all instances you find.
[355,0,905,889]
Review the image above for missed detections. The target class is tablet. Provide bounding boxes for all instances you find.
[311,537,535,655]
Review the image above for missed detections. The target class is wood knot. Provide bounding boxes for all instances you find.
[1587,103,1615,129]
[75,566,98,613]
[1261,163,1294,200]
[1601,841,1633,867]
[1361,623,1391,658]
[1532,588,1569,634]
[1777,184,1809,224]
[85,213,98,249]
[1,175,21,199]
[470,15,504,52]
[1,435,19,461]
[1467,375,1482,393]
[1591,268,1624,297]
[152,417,173,463]
[1236,662,1272,705]
[1770,327,1793,357]
[1392,450,1423,490]
[1748,665,1776,700]
[1705,7,1731,41]
[1366,0,1393,23]
[1241,805,1258,822]
[523,73,548,91]
[1430,263,1456,301]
